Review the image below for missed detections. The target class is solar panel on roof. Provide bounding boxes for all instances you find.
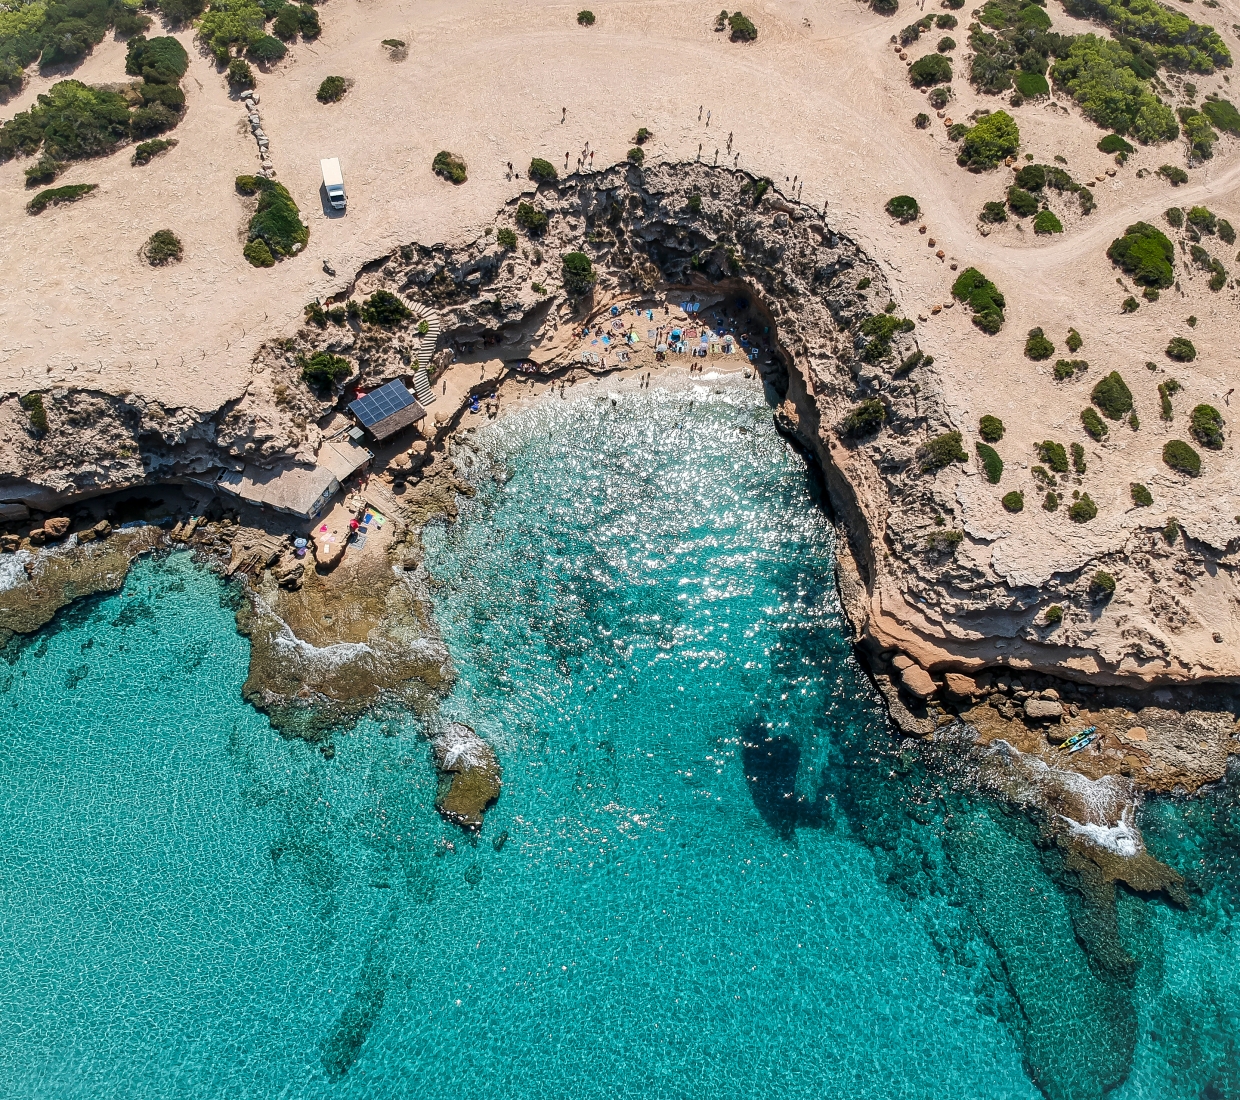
[349,380,416,428]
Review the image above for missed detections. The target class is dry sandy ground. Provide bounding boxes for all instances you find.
[1,0,1238,531]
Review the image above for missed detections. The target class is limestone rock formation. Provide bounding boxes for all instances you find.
[431,723,502,831]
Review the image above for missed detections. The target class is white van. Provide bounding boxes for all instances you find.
[320,157,346,210]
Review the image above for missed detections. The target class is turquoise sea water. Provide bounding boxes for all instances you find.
[0,385,1237,1099]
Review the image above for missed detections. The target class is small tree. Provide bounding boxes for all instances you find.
[432,150,467,183]
[360,289,412,326]
[1024,327,1054,360]
[528,158,558,183]
[1089,571,1115,600]
[728,11,757,40]
[316,76,347,103]
[627,146,645,166]
[144,229,183,265]
[1166,336,1196,362]
[978,414,1004,442]
[577,9,595,24]
[561,251,595,294]
[516,202,548,234]
[300,350,351,389]
[885,195,919,223]
[227,58,255,89]
[496,227,517,249]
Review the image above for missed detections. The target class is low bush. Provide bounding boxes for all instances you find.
[1070,442,1086,474]
[914,112,931,129]
[23,156,63,186]
[1069,494,1097,523]
[900,20,924,43]
[360,289,412,325]
[633,127,653,145]
[561,251,596,294]
[1219,220,1236,245]
[1014,163,1045,191]
[1081,407,1107,440]
[910,53,952,87]
[951,267,1005,333]
[304,300,326,327]
[1045,604,1063,623]
[144,228,182,265]
[1067,328,1083,352]
[1164,206,1184,229]
[1202,96,1240,136]
[227,58,255,89]
[627,146,645,165]
[1007,186,1038,217]
[728,11,757,40]
[1107,221,1174,288]
[242,176,308,259]
[19,393,48,436]
[841,398,886,437]
[1179,107,1217,163]
[980,200,1008,223]
[1024,327,1054,360]
[1121,295,1139,313]
[1142,286,1160,302]
[1091,370,1132,419]
[687,193,703,214]
[928,85,951,110]
[1037,440,1069,473]
[26,182,96,214]
[1015,70,1048,96]
[885,194,920,223]
[1130,482,1153,506]
[1187,205,1217,234]
[1033,209,1063,235]
[1163,516,1180,544]
[1129,411,1140,430]
[271,2,301,39]
[125,35,189,84]
[1165,336,1196,362]
[432,150,467,183]
[976,442,1003,483]
[243,238,274,266]
[1163,439,1201,476]
[1089,571,1115,600]
[1158,378,1180,420]
[516,201,548,234]
[300,350,351,389]
[979,414,1004,442]
[958,110,1019,171]
[919,430,967,471]
[1190,403,1224,449]
[859,311,915,361]
[1,80,130,163]
[938,36,956,52]
[577,9,595,24]
[1097,133,1133,156]
[1044,491,1060,511]
[299,5,320,37]
[1002,490,1024,512]
[247,35,287,63]
[316,76,347,103]
[1053,358,1087,380]
[496,227,517,249]
[936,13,957,27]
[1158,164,1189,185]
[528,157,557,182]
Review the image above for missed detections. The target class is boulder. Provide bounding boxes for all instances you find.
[43,517,70,539]
[891,654,914,671]
[900,664,937,699]
[1024,698,1064,721]
[272,553,304,590]
[944,672,978,698]
[93,520,113,539]
[27,528,46,545]
[313,532,346,571]
[1040,688,1060,701]
[1,534,20,552]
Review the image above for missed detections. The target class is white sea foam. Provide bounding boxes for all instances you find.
[1063,813,1143,858]
[270,621,373,665]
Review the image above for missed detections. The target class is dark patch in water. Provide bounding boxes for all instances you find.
[492,829,509,852]
[111,600,155,630]
[64,664,89,690]
[739,718,829,838]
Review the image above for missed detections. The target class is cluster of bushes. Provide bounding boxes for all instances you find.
[132,136,177,165]
[300,350,350,389]
[1024,327,1054,360]
[360,289,411,325]
[20,392,48,436]
[951,267,1006,333]
[842,398,886,438]
[919,430,967,472]
[236,174,308,265]
[198,0,317,65]
[1053,357,1087,380]
[1158,377,1180,419]
[910,53,952,87]
[26,181,96,214]
[859,309,915,361]
[432,150,467,183]
[516,201,548,234]
[1178,104,1217,162]
[143,228,182,265]
[1091,370,1132,420]
[726,11,757,40]
[1107,221,1174,287]
[1052,37,1178,143]
[1061,0,1230,73]
[958,110,1019,170]
[965,0,1068,97]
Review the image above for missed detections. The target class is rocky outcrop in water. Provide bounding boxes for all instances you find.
[430,722,502,831]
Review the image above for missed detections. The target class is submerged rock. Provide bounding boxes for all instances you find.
[431,722,501,831]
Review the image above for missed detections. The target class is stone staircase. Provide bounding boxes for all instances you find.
[408,302,441,404]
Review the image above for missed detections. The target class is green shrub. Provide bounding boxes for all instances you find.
[1130,482,1153,506]
[1045,604,1063,623]
[728,11,757,40]
[528,157,558,182]
[910,53,952,87]
[1158,164,1189,185]
[1163,439,1201,475]
[1002,490,1024,512]
[1080,407,1108,440]
[1007,186,1038,217]
[128,102,179,138]
[928,85,952,110]
[23,155,63,186]
[976,442,1004,483]
[1129,410,1139,430]
[1107,221,1174,288]
[1033,209,1063,234]
[1121,295,1139,313]
[1065,328,1082,351]
[577,9,595,24]
[247,34,287,63]
[687,193,702,214]
[885,195,920,223]
[298,4,320,37]
[496,227,517,249]
[1089,570,1115,600]
[841,398,886,438]
[1037,440,1069,473]
[938,36,956,52]
[19,393,48,436]
[937,13,957,27]
[125,35,189,84]
[360,289,412,325]
[1015,70,1048,96]
[1163,516,1180,544]
[144,228,182,265]
[304,300,327,327]
[1,80,131,163]
[242,176,308,258]
[958,110,1019,170]
[226,58,255,89]
[980,200,1008,223]
[1091,370,1132,419]
[1070,442,1086,473]
[26,182,96,214]
[1187,205,1217,234]
[1013,163,1044,191]
[947,122,969,140]
[626,146,645,166]
[979,414,1005,442]
[633,127,652,145]
[919,430,967,471]
[432,150,467,183]
[516,201,548,234]
[316,75,347,103]
[900,21,924,44]
[1164,206,1184,229]
[1044,491,1060,511]
[1165,336,1196,362]
[1053,358,1086,380]
[1189,403,1224,449]
[951,267,1005,333]
[1069,494,1097,522]
[1142,286,1160,302]
[561,251,595,294]
[1202,96,1240,135]
[300,350,351,389]
[1219,220,1236,245]
[1179,107,1217,162]
[243,238,274,266]
[1051,36,1178,143]
[859,311,915,362]
[1097,133,1133,156]
[914,112,931,129]
[1024,327,1054,360]
[271,0,299,37]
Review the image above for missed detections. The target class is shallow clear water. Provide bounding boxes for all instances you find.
[0,385,1237,1099]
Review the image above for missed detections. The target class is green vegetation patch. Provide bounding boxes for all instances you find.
[951,266,1005,333]
[561,251,595,294]
[1202,96,1240,136]
[842,398,886,438]
[1033,208,1063,234]
[300,350,351,389]
[1024,327,1054,360]
[19,393,48,436]
[1069,494,1097,523]
[243,238,274,266]
[1189,403,1224,449]
[727,11,757,40]
[1037,439,1069,473]
[910,53,952,87]
[316,75,347,103]
[1158,164,1189,185]
[238,174,308,260]
[1130,482,1153,506]
[976,442,1004,483]
[885,195,920,223]
[980,200,1008,223]
[1002,490,1024,513]
[919,431,968,472]
[979,414,1005,441]
[1107,221,1174,287]
[1098,133,1134,156]
[1066,328,1082,351]
[227,58,255,89]
[143,228,182,265]
[577,9,595,25]
[1015,70,1049,96]
[125,35,188,84]
[1008,185,1038,217]
[496,226,517,249]
[199,0,266,63]
[1,80,130,162]
[1091,370,1132,419]
[1178,106,1217,162]
[1163,439,1200,475]
[1165,336,1196,361]
[1054,358,1087,380]
[859,311,915,361]
[626,146,645,165]
[1090,570,1115,600]
[958,110,1019,170]
[432,150,467,183]
[26,181,96,214]
[1051,36,1179,143]
[1081,406,1108,439]
[528,157,558,182]
[516,201,548,234]
[360,289,412,326]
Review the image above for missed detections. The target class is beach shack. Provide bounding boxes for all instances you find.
[348,380,427,442]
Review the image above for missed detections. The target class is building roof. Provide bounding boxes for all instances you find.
[318,436,372,483]
[217,463,338,519]
[348,380,426,440]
